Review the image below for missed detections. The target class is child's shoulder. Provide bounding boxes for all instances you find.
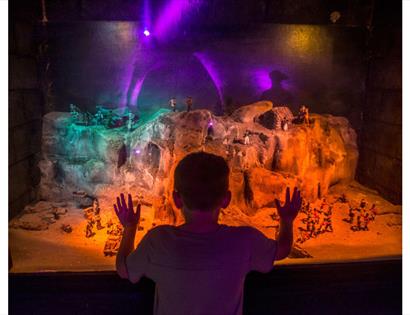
[146,224,175,235]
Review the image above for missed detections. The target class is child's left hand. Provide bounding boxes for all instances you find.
[114,193,141,228]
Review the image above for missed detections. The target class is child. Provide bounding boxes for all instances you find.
[114,152,301,315]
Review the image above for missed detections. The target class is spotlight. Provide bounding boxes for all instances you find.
[135,149,141,155]
[143,29,150,37]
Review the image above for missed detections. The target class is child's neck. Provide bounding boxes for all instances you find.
[180,208,220,233]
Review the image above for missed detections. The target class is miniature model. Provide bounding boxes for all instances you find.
[337,193,348,203]
[61,224,72,233]
[244,134,250,145]
[127,111,134,130]
[85,220,95,238]
[169,97,177,112]
[83,207,94,220]
[104,236,120,256]
[186,96,193,112]
[94,107,105,125]
[95,213,104,230]
[69,104,81,122]
[281,118,289,131]
[295,105,310,125]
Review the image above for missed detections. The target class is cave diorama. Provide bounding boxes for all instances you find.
[9,0,402,273]
[9,101,401,272]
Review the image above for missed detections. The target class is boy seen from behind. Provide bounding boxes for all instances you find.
[115,152,301,315]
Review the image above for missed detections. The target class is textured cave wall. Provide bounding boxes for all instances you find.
[9,1,46,218]
[356,1,402,204]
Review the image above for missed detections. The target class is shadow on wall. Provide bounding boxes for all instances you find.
[135,53,221,113]
[260,70,294,106]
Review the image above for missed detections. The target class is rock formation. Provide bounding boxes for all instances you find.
[38,101,358,222]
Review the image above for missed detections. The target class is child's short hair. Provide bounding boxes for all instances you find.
[174,152,229,211]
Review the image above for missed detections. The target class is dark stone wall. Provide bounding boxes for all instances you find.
[356,1,402,204]
[9,1,45,218]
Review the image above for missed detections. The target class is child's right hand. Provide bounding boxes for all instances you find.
[274,187,302,224]
[114,193,141,228]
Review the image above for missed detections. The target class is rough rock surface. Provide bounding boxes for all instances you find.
[38,103,358,221]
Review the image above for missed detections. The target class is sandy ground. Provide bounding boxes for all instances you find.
[9,182,401,273]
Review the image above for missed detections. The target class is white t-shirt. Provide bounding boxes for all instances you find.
[126,224,277,315]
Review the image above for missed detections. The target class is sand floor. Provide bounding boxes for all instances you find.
[9,182,401,273]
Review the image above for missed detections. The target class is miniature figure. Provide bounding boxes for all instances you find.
[169,97,177,112]
[83,207,94,220]
[85,220,95,238]
[94,213,104,230]
[295,105,310,125]
[61,224,73,233]
[127,111,134,130]
[95,107,105,125]
[281,118,289,131]
[369,204,376,221]
[186,96,193,112]
[244,130,250,145]
[337,193,348,203]
[69,104,81,122]
[359,199,367,209]
[104,236,120,256]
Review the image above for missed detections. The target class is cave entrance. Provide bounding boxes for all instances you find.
[144,142,161,177]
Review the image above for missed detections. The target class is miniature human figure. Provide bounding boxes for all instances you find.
[114,153,302,315]
[186,96,193,112]
[84,112,93,126]
[360,199,367,209]
[93,199,103,230]
[344,206,355,224]
[61,224,73,233]
[337,193,348,203]
[95,213,104,230]
[85,220,95,238]
[127,111,134,131]
[106,219,115,235]
[169,97,177,112]
[362,213,370,231]
[281,118,289,131]
[324,217,333,232]
[296,105,310,125]
[95,107,104,125]
[369,204,376,221]
[69,104,81,123]
[244,134,250,145]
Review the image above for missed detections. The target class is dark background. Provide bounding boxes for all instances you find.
[9,0,402,218]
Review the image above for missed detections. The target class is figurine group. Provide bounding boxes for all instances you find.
[103,219,123,257]
[169,96,193,112]
[343,198,376,232]
[70,104,138,129]
[297,198,333,243]
[84,198,105,238]
[294,105,310,125]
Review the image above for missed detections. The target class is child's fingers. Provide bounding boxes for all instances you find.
[120,193,127,210]
[128,194,133,212]
[114,204,119,217]
[274,198,281,211]
[285,187,290,204]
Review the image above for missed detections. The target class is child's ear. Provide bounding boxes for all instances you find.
[221,190,231,209]
[172,191,184,209]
